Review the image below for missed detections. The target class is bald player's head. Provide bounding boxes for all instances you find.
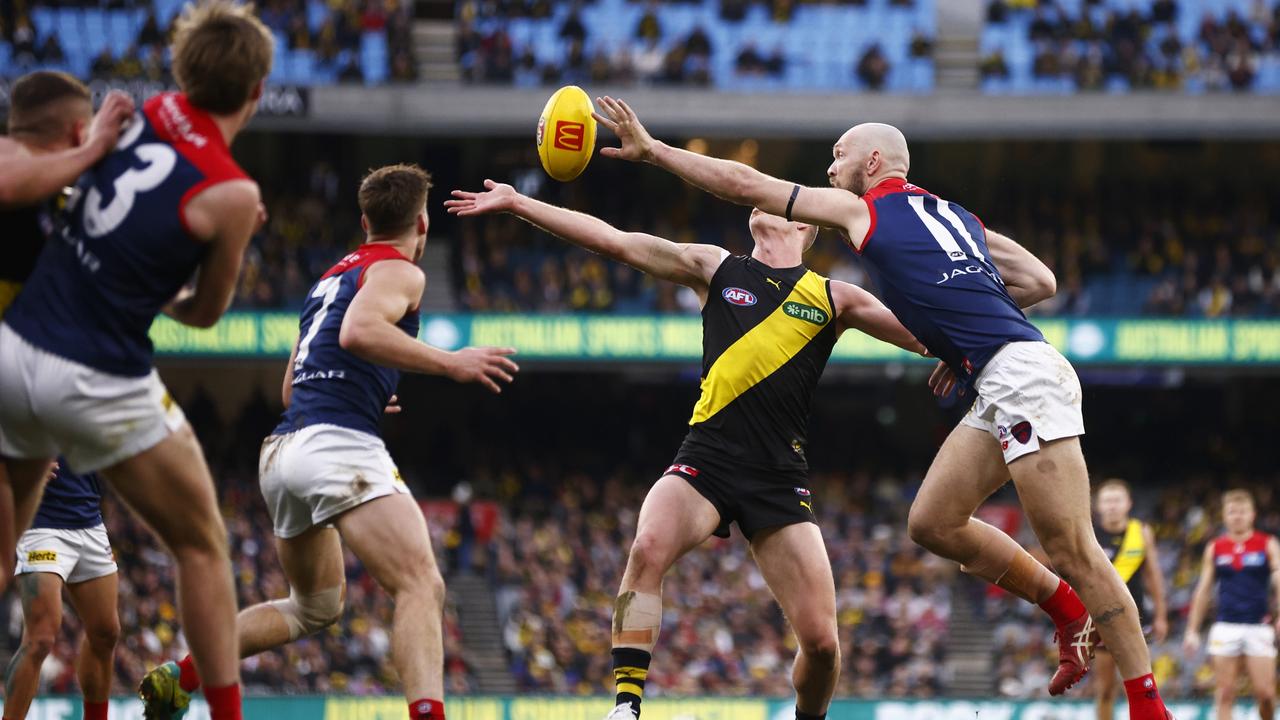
[826,122,910,196]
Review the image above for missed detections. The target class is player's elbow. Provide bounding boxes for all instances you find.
[1021,267,1057,304]
[182,308,223,329]
[338,322,366,354]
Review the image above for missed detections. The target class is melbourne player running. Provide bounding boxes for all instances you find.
[447,180,925,720]
[1092,479,1169,720]
[0,4,276,719]
[139,165,518,720]
[1184,489,1280,720]
[4,462,119,720]
[589,97,1173,720]
[0,71,132,587]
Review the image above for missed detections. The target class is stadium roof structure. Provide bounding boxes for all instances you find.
[265,85,1280,140]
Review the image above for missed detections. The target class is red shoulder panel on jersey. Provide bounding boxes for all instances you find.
[144,93,253,236]
[319,243,415,287]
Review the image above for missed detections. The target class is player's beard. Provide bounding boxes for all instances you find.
[831,171,865,195]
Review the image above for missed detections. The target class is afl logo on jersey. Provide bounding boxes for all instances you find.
[722,287,757,306]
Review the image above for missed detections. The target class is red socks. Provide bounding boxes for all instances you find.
[205,683,243,720]
[1124,673,1168,720]
[84,701,109,720]
[1038,579,1086,626]
[178,655,202,693]
[409,698,446,720]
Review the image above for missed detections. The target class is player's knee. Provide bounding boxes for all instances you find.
[272,585,345,640]
[906,508,949,551]
[22,631,56,660]
[798,630,840,669]
[86,619,121,651]
[627,532,673,579]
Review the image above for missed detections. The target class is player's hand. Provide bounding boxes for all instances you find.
[445,180,518,217]
[1182,631,1201,656]
[446,346,519,393]
[928,360,962,398]
[594,96,656,163]
[47,461,59,482]
[1153,615,1169,644]
[384,394,402,414]
[87,91,135,156]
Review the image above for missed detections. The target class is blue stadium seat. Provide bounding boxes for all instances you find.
[307,0,329,34]
[360,32,388,84]
[31,7,56,42]
[108,11,135,55]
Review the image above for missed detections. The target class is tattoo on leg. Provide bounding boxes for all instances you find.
[4,645,27,699]
[1094,606,1126,626]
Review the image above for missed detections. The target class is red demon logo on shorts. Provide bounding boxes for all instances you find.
[1011,421,1034,444]
[554,121,585,151]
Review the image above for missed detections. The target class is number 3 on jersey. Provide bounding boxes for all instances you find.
[295,276,342,370]
[83,112,178,238]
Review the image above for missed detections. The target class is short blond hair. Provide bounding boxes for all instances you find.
[1223,489,1255,509]
[170,1,274,114]
[1094,478,1132,498]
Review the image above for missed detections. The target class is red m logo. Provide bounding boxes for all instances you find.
[554,121,585,151]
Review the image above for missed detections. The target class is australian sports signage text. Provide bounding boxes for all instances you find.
[149,314,1280,366]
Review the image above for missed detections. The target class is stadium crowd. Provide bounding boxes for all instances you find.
[455,0,933,90]
[981,0,1280,92]
[0,0,414,84]
[987,477,1280,698]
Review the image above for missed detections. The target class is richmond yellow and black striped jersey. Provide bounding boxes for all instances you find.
[1097,519,1149,624]
[683,255,839,469]
[0,202,52,318]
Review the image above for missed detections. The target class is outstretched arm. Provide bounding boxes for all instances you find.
[1141,523,1170,643]
[1268,536,1280,634]
[340,260,519,393]
[593,97,870,242]
[0,92,134,208]
[446,179,727,295]
[831,281,926,355]
[985,230,1056,308]
[1183,542,1217,655]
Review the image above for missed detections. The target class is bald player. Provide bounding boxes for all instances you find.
[588,99,1173,720]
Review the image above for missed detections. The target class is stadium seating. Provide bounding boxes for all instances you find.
[981,0,1280,94]
[461,0,937,92]
[5,0,403,85]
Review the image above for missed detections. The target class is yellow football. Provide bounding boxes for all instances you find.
[536,86,597,182]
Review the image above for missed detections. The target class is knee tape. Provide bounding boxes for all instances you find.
[612,590,662,651]
[268,586,344,641]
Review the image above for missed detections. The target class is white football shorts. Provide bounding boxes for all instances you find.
[960,341,1086,465]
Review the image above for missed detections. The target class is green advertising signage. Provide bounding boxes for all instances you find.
[150,313,1280,365]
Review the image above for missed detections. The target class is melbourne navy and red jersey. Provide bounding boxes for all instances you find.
[855,178,1044,388]
[275,244,420,438]
[1212,531,1273,624]
[4,92,249,377]
[32,457,103,530]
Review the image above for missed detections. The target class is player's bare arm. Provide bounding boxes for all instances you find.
[446,179,726,300]
[1183,542,1217,654]
[165,179,262,328]
[0,91,134,209]
[339,260,518,393]
[1141,523,1170,643]
[984,230,1057,308]
[593,97,870,241]
[830,281,926,355]
[1268,535,1280,633]
[281,341,299,408]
